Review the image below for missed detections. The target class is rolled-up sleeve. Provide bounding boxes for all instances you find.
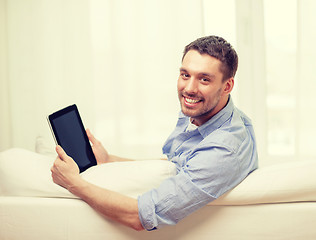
[138,169,216,230]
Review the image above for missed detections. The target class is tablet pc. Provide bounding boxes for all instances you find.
[47,104,97,172]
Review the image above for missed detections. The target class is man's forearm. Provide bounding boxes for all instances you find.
[68,177,144,231]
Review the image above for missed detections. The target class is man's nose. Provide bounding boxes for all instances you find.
[185,78,198,95]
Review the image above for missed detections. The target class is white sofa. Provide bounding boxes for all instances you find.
[1,148,316,240]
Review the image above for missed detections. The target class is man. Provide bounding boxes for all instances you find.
[51,35,258,231]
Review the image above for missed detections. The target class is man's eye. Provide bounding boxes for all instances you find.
[201,78,210,82]
[181,73,190,78]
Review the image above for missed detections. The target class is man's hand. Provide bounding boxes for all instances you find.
[86,129,109,164]
[51,145,80,190]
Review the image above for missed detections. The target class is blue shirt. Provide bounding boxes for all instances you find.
[138,97,258,230]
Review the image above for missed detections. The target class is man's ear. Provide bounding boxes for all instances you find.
[223,77,234,95]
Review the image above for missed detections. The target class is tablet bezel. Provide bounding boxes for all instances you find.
[47,104,97,172]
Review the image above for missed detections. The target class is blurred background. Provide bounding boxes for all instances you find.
[1,0,316,166]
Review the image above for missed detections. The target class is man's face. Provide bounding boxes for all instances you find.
[177,50,232,126]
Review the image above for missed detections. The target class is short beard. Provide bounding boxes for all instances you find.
[179,87,222,124]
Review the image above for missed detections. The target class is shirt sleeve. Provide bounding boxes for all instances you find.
[138,142,246,230]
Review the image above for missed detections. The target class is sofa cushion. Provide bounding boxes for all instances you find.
[0,148,176,199]
[212,160,316,205]
[1,148,316,205]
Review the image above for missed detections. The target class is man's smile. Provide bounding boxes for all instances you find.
[183,96,203,107]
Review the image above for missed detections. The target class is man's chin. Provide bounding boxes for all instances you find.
[181,107,200,118]
[181,105,216,124]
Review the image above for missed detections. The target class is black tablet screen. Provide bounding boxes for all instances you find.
[48,105,97,172]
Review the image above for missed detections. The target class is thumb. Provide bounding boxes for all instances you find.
[56,145,68,161]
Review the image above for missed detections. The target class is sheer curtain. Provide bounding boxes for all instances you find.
[235,0,316,165]
[262,0,316,164]
[88,0,205,158]
[296,0,316,161]
[1,0,316,164]
[0,0,205,158]
[0,0,11,150]
[1,0,95,154]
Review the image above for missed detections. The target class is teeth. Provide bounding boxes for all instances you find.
[185,97,200,103]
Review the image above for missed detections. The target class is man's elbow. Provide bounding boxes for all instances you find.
[132,225,144,231]
[130,219,145,231]
[123,216,144,231]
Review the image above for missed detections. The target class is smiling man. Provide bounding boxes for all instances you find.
[51,35,258,231]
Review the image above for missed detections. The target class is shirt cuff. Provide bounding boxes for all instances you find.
[138,193,158,231]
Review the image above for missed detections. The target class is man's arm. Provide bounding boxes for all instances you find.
[51,145,144,231]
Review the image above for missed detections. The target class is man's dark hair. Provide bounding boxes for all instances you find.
[183,35,238,81]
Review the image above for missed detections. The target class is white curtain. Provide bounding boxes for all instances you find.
[89,0,207,158]
[262,0,316,164]
[1,0,316,164]
[297,0,316,161]
[0,0,11,150]
[1,0,96,154]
